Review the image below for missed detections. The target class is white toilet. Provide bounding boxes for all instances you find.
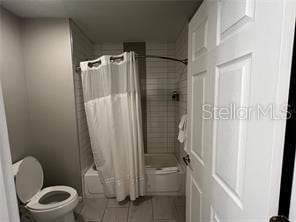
[13,156,79,222]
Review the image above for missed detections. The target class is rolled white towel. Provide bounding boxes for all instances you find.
[155,166,179,175]
[178,130,185,143]
[179,114,187,130]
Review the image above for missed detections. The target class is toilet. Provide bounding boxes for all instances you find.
[13,156,79,222]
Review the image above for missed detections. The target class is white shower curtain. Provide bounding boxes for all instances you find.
[80,52,145,201]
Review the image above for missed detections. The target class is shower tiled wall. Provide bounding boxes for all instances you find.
[175,25,188,163]
[70,22,94,175]
[145,42,177,153]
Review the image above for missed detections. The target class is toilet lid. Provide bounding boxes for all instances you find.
[15,156,44,204]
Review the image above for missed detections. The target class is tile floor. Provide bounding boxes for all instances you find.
[75,196,185,222]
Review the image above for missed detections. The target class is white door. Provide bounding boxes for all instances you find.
[0,81,20,222]
[186,0,296,221]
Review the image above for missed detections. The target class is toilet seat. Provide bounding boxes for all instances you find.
[27,185,78,211]
[13,157,78,212]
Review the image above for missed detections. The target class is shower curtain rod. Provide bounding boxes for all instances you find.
[75,54,188,72]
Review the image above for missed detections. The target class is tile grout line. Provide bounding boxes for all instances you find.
[151,197,155,222]
[99,201,107,222]
[127,201,130,222]
[174,197,178,222]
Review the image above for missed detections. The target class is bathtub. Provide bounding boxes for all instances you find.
[83,154,185,198]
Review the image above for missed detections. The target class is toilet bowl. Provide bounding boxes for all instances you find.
[13,156,79,222]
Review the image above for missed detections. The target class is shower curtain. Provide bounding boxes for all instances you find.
[80,52,145,201]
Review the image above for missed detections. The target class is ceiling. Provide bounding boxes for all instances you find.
[1,0,202,43]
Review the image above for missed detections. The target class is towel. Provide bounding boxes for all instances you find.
[178,114,187,143]
[155,167,179,175]
[179,114,187,130]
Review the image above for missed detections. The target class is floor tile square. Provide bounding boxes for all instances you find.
[128,197,153,222]
[102,207,128,222]
[107,198,130,208]
[79,198,107,221]
[152,196,177,220]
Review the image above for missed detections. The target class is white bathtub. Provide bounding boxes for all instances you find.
[84,154,185,198]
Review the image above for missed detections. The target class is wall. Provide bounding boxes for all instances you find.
[70,21,94,193]
[0,8,31,162]
[70,21,94,173]
[175,25,188,163]
[0,80,20,222]
[0,9,21,217]
[22,19,82,193]
[93,43,123,57]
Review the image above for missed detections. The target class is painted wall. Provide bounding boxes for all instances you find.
[70,21,94,195]
[0,9,21,217]
[0,8,32,162]
[22,18,81,193]
[0,8,82,193]
[0,81,20,222]
[94,43,124,57]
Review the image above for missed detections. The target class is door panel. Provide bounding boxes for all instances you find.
[218,0,255,43]
[191,72,205,165]
[187,0,294,221]
[189,177,202,222]
[211,206,223,222]
[213,54,251,207]
[192,19,208,60]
